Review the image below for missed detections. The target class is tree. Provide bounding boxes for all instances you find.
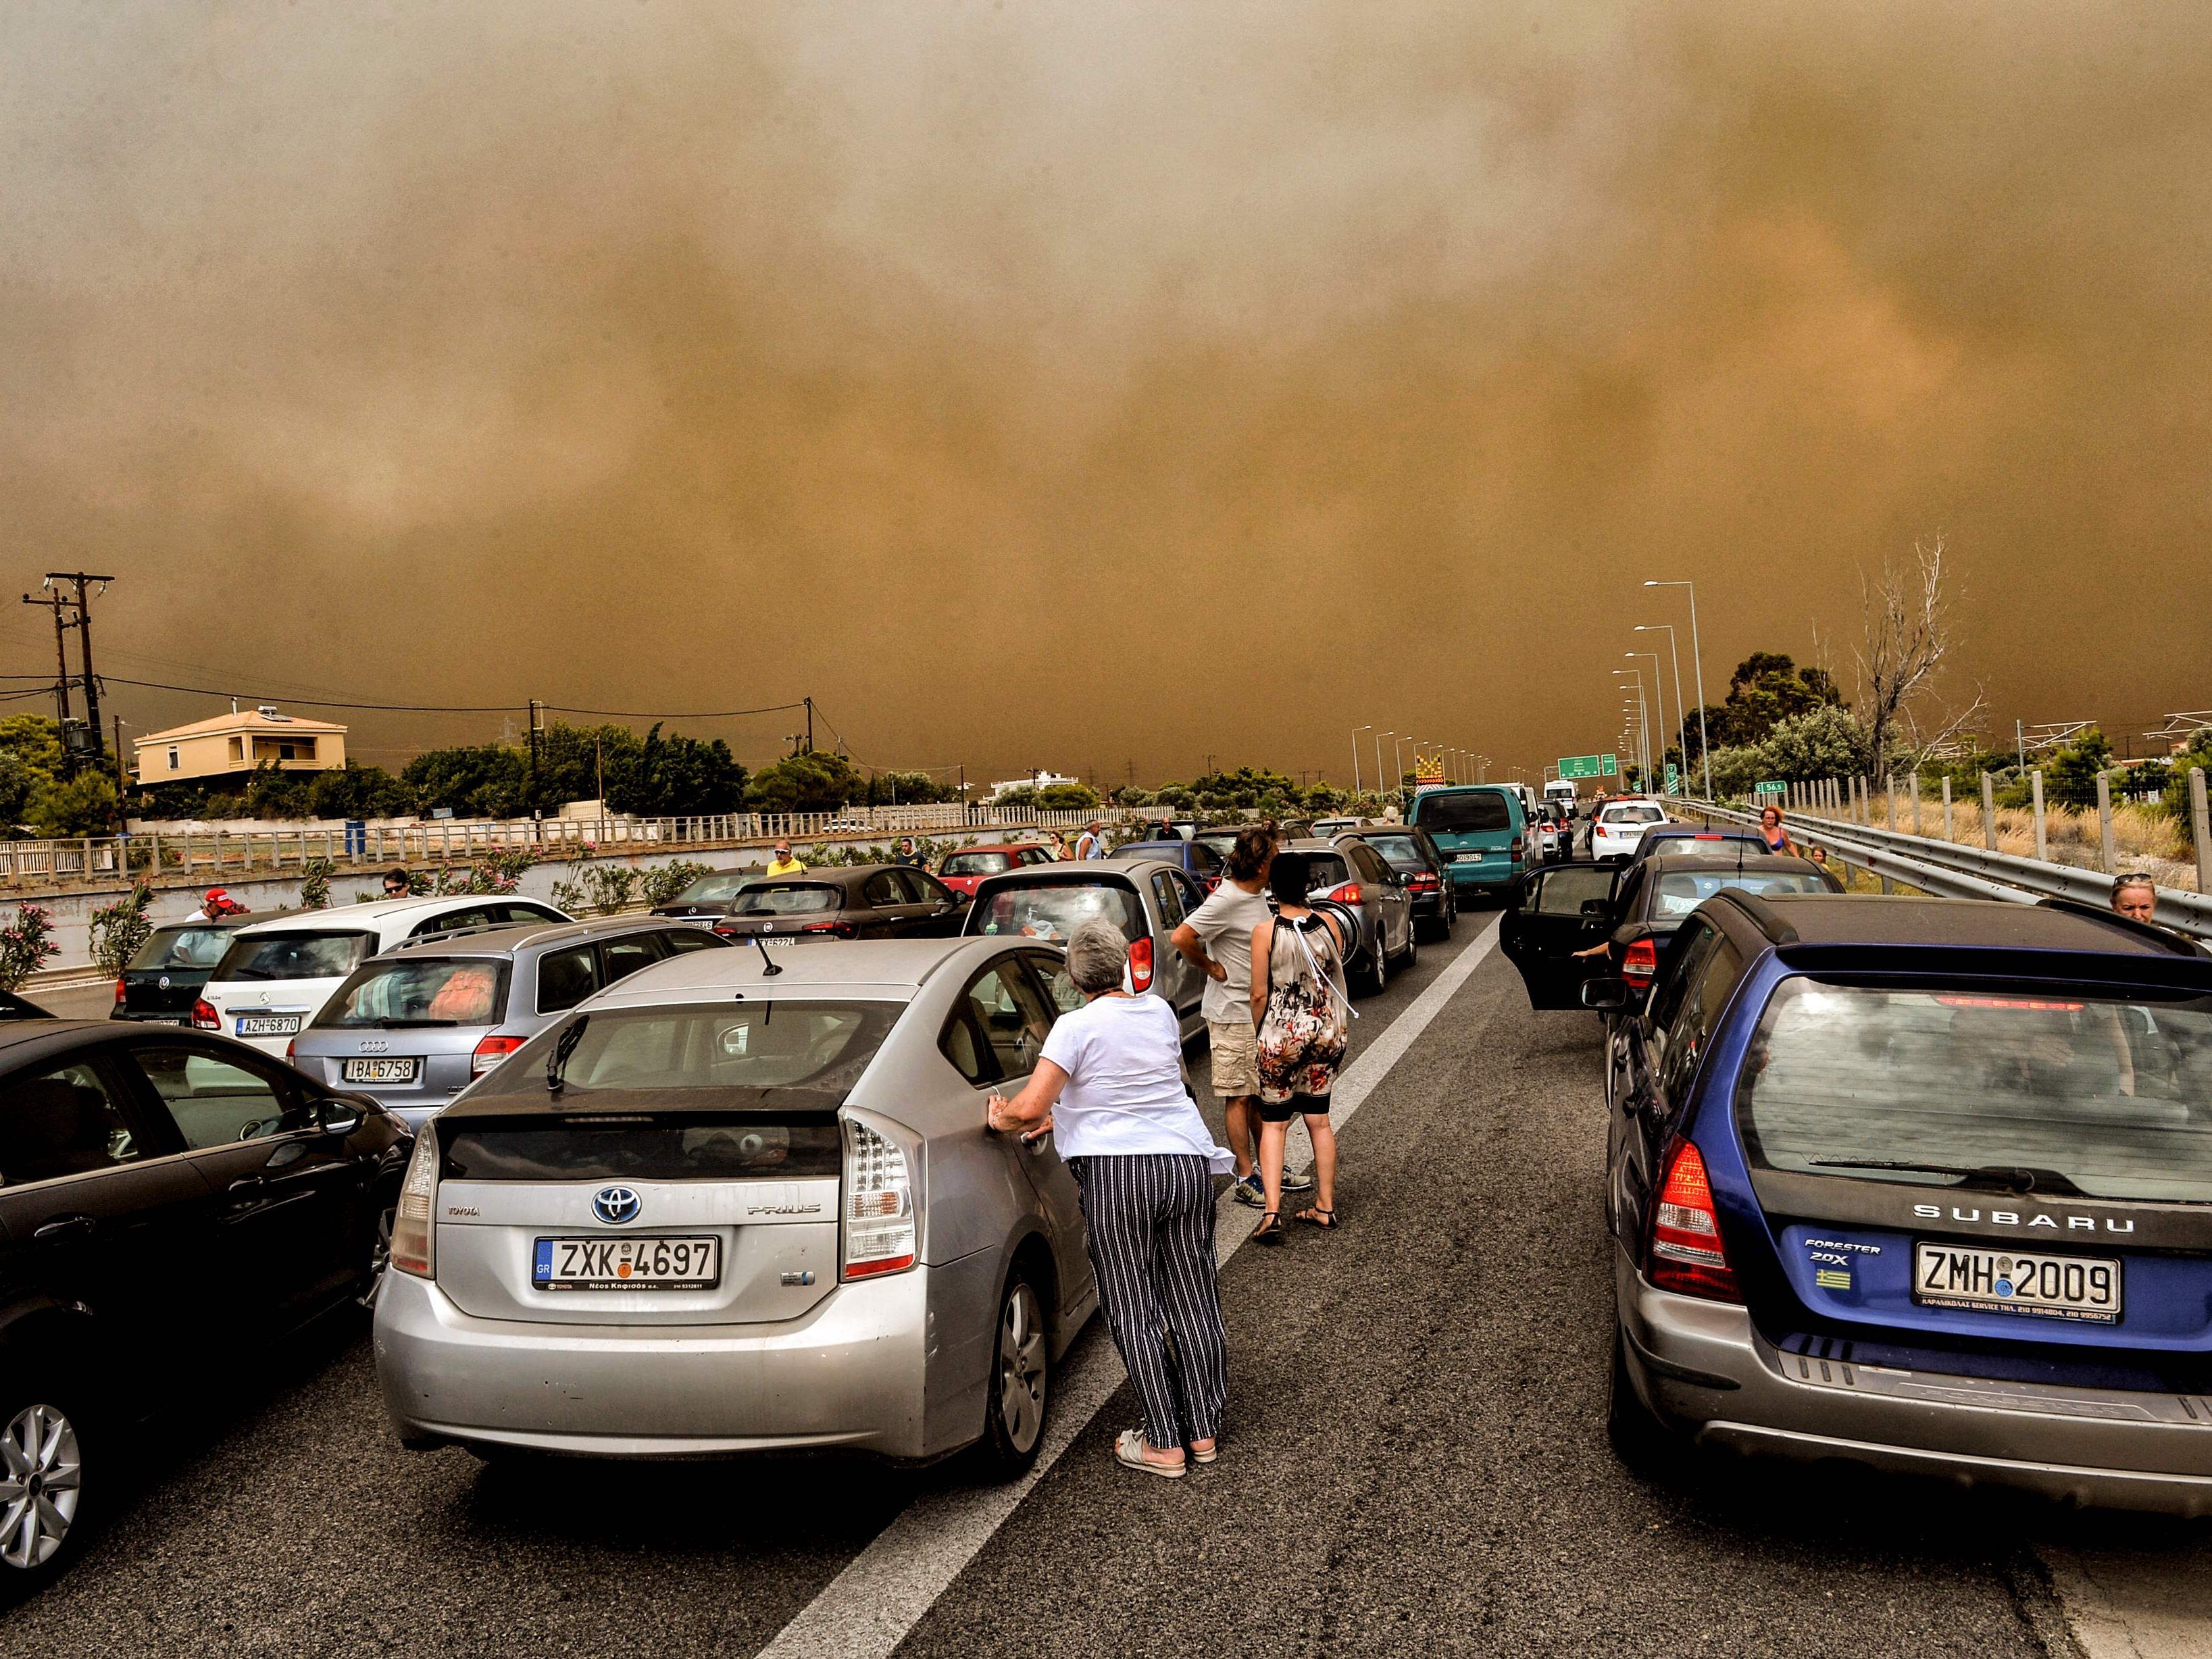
[403,743,528,819]
[745,751,865,813]
[28,770,119,836]
[1760,705,1868,783]
[307,761,413,821]
[611,725,747,817]
[1036,782,1100,810]
[1855,534,1984,771]
[1705,745,1770,800]
[2045,728,2116,810]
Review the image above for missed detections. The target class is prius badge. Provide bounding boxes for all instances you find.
[593,1185,642,1225]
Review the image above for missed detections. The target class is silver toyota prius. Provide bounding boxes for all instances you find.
[372,936,1103,1473]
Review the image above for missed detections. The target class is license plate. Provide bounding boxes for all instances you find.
[1454,852,1484,863]
[757,934,794,947]
[532,1235,722,1291]
[235,1013,302,1037]
[1913,1242,2121,1324]
[341,1056,420,1084]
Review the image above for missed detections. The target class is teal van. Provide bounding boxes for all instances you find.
[1410,784,1527,900]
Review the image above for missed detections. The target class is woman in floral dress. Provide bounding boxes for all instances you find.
[1247,850,1351,1242]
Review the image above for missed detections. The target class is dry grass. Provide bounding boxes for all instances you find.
[1853,794,2201,892]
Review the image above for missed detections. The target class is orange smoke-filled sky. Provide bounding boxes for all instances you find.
[3,1,2209,785]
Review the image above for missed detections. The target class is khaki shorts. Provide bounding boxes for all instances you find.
[1207,1019,1261,1098]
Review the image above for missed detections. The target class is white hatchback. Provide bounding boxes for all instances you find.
[195,894,570,1056]
[1590,800,1670,863]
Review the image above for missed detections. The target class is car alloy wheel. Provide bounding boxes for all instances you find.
[0,1402,82,1574]
[977,1273,1049,1476]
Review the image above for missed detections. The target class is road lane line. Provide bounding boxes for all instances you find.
[757,919,1505,1659]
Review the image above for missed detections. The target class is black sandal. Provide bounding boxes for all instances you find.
[1254,1210,1286,1245]
[1297,1206,1338,1230]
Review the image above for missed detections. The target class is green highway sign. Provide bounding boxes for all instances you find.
[1754,780,1786,797]
[1665,763,1680,794]
[1559,754,1620,780]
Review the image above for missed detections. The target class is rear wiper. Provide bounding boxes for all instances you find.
[1807,1158,2085,1196]
[547,1014,590,1096]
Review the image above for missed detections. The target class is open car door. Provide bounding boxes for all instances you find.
[1499,863,1617,1009]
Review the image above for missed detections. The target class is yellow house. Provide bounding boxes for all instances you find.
[133,707,349,784]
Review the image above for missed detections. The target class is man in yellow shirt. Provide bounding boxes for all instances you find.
[764,841,807,877]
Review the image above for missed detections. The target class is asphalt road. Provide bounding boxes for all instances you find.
[5,909,2205,1655]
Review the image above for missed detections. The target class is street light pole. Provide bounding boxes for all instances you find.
[1636,624,1690,799]
[1353,725,1370,797]
[1629,651,1667,792]
[1376,732,1391,802]
[1646,580,1710,800]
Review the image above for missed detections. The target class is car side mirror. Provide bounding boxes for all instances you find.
[1580,979,1631,1011]
[318,1098,365,1136]
[1580,898,1611,917]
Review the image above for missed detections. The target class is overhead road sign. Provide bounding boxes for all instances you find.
[1559,754,1619,780]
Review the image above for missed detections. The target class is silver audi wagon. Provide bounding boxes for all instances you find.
[372,936,1103,1473]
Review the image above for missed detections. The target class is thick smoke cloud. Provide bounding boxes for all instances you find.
[3,1,2207,781]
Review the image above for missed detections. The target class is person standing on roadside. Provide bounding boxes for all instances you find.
[986,919,1233,1478]
[2113,872,2159,924]
[894,837,924,867]
[1757,805,1796,856]
[765,841,807,877]
[1171,825,1308,1208]
[1074,820,1107,860]
[1249,851,1350,1243]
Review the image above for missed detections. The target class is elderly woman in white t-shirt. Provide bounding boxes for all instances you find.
[987,917,1234,1477]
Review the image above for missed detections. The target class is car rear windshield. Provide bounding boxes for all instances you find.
[942,851,1015,877]
[727,884,839,915]
[472,1000,897,1099]
[128,925,234,972]
[1653,869,1829,916]
[1305,854,1353,890]
[318,957,509,1027]
[970,880,1144,944]
[672,873,751,904]
[1603,805,1666,825]
[441,1113,843,1181]
[211,930,376,982]
[1414,792,1511,834]
[1739,979,2212,1204]
[1364,834,1424,867]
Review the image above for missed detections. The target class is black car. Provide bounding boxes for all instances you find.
[111,917,258,1023]
[648,869,754,923]
[711,864,967,946]
[1350,826,1458,941]
[0,1021,410,1596]
[1500,852,1840,1019]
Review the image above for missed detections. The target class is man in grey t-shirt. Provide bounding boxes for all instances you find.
[1171,824,1309,1204]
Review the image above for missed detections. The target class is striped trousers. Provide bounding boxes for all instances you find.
[1067,1153,1228,1451]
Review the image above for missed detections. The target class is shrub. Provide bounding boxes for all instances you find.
[299,858,334,910]
[641,860,715,908]
[90,883,154,976]
[0,904,59,990]
[550,849,640,917]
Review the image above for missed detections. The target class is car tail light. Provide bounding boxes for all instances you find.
[191,997,220,1031]
[1621,937,1659,986]
[1647,1139,1740,1301]
[1332,882,1363,907]
[843,1120,915,1279]
[472,1034,526,1076]
[1128,936,1155,992]
[801,921,857,939]
[284,1038,296,1062]
[391,1129,438,1279]
[1509,837,1524,857]
[113,977,126,1006]
[1409,873,1438,892]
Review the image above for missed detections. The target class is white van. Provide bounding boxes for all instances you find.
[1544,779,1580,812]
[195,894,571,1056]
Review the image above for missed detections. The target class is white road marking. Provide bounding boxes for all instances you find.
[756,919,1506,1659]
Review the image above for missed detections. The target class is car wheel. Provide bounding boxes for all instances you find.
[1605,1322,1675,1471]
[0,1388,92,1604]
[976,1270,1049,1478]
[356,1194,397,1310]
[1355,925,1389,995]
[1396,920,1418,969]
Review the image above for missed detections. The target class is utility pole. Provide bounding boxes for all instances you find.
[804,697,815,755]
[47,572,113,763]
[526,699,543,817]
[113,715,128,794]
[21,591,74,739]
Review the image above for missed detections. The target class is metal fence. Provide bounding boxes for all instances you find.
[1684,798,2212,942]
[0,804,1138,890]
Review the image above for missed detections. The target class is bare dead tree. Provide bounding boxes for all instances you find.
[1854,534,1983,772]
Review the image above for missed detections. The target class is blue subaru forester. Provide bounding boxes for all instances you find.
[1594,890,2212,1512]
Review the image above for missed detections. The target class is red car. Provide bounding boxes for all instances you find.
[935,842,1059,898]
